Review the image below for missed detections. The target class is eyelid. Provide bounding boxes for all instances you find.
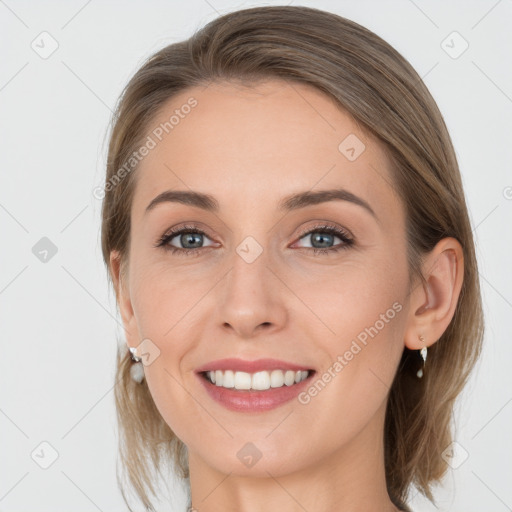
[293,222,353,242]
[155,223,217,248]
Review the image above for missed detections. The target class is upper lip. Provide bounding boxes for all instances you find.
[195,358,314,374]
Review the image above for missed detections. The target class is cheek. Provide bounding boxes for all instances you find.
[288,261,407,443]
[293,250,408,385]
[130,258,210,338]
[130,265,203,440]
[298,249,405,318]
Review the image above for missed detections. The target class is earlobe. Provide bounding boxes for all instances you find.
[403,237,464,351]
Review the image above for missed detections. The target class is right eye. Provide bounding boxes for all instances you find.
[155,225,217,256]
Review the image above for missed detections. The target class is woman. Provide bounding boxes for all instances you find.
[100,6,484,511]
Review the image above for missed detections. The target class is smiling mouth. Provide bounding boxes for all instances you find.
[200,368,315,391]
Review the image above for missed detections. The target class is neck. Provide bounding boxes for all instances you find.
[187,400,400,512]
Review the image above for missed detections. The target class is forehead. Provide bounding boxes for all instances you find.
[131,79,400,224]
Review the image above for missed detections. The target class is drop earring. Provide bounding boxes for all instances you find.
[129,346,145,383]
[416,335,427,378]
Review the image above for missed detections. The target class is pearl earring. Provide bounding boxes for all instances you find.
[417,335,427,378]
[129,346,145,383]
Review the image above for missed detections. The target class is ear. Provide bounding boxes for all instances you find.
[404,237,464,350]
[110,250,138,349]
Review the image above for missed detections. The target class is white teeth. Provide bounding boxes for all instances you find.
[206,369,310,390]
[252,371,270,390]
[270,369,284,387]
[234,371,252,390]
[284,370,296,386]
[222,370,235,388]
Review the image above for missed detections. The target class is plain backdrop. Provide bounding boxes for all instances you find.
[1,1,511,511]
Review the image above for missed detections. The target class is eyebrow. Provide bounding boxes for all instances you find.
[145,188,377,220]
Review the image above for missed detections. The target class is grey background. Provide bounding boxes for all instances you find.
[1,0,511,511]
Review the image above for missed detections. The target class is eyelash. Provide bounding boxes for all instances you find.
[155,223,354,257]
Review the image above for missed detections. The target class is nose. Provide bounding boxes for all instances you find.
[216,247,288,340]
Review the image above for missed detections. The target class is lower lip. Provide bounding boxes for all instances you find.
[197,372,314,412]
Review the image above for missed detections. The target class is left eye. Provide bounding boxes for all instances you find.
[293,226,354,253]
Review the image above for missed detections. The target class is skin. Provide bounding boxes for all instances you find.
[110,79,464,512]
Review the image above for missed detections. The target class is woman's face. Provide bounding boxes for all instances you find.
[116,79,414,478]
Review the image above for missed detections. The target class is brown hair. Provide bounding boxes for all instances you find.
[101,6,484,511]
